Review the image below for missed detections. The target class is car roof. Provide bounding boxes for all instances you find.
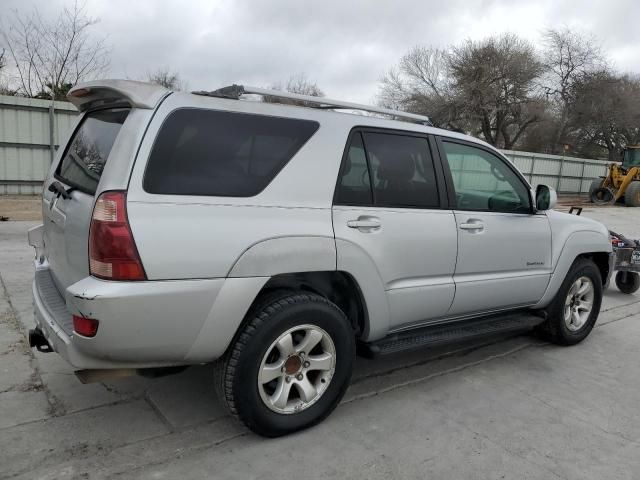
[69,79,494,151]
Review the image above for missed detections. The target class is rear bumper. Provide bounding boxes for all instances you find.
[32,262,266,369]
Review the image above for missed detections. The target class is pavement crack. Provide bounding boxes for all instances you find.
[109,430,250,478]
[0,271,66,417]
[601,298,640,313]
[444,414,570,480]
[344,341,537,405]
[352,334,543,386]
[597,310,640,328]
[144,393,176,433]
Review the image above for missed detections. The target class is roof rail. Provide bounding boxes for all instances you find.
[192,84,433,125]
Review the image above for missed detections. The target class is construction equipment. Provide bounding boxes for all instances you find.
[590,146,640,206]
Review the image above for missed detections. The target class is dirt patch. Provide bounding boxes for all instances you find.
[557,194,592,207]
[0,195,42,221]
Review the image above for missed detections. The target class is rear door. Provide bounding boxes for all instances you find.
[332,129,458,330]
[42,108,129,292]
[437,138,552,316]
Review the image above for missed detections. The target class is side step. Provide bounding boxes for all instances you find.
[359,311,545,358]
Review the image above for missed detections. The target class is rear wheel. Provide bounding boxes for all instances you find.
[214,292,355,437]
[615,271,640,294]
[624,182,640,207]
[539,258,602,345]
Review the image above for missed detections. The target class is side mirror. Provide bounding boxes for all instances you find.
[536,184,557,211]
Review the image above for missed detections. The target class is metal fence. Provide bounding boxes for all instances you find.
[0,95,612,195]
[0,94,77,194]
[501,150,610,194]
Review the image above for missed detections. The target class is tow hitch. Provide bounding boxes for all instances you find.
[28,328,53,353]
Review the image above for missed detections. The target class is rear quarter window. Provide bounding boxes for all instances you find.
[56,108,129,194]
[143,109,319,197]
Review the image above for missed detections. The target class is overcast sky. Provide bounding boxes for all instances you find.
[2,0,640,103]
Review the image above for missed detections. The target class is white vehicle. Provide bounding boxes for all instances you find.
[28,80,613,436]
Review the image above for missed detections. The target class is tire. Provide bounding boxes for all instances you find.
[615,271,640,294]
[539,258,603,346]
[624,182,640,207]
[214,291,355,437]
[590,186,615,205]
[588,178,603,201]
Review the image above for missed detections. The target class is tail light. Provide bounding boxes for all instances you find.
[73,315,99,337]
[89,191,146,281]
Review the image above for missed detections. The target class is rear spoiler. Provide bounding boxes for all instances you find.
[67,79,171,112]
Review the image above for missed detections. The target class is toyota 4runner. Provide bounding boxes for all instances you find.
[28,80,613,436]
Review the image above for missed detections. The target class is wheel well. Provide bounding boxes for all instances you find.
[578,252,610,285]
[258,271,368,337]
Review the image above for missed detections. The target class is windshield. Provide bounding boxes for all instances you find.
[623,148,640,168]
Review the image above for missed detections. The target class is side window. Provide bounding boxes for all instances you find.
[334,133,373,206]
[143,109,319,197]
[442,141,531,213]
[362,132,439,208]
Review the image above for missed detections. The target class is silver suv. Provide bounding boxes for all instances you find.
[28,80,613,436]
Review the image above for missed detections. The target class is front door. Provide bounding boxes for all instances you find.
[332,130,458,330]
[438,139,552,316]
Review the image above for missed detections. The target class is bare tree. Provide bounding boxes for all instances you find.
[448,34,545,149]
[147,67,185,91]
[1,1,110,99]
[382,36,544,148]
[0,47,17,95]
[542,28,606,153]
[378,46,463,131]
[570,72,640,161]
[263,73,324,105]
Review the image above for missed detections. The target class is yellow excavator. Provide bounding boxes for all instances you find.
[590,146,640,206]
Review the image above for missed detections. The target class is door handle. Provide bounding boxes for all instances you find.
[347,217,381,230]
[459,221,484,231]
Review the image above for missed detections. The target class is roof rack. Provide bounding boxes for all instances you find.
[192,84,433,126]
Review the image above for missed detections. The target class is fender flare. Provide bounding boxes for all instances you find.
[533,230,611,308]
[228,235,390,342]
[227,236,336,277]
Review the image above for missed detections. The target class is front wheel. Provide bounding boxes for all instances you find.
[214,292,355,437]
[615,271,640,294]
[588,178,603,201]
[539,258,603,345]
[624,182,640,207]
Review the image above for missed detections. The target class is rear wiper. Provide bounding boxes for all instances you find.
[47,181,74,200]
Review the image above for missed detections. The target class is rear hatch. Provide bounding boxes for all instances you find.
[42,108,129,293]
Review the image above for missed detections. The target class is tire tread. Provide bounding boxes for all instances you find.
[214,291,348,428]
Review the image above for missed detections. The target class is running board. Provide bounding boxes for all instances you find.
[359,312,545,358]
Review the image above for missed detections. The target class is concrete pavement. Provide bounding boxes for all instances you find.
[1,204,640,479]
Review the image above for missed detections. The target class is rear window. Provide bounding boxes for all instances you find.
[56,108,129,195]
[143,109,319,197]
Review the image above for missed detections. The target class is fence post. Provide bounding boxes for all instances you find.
[557,155,565,192]
[579,161,586,194]
[48,104,55,164]
[529,155,536,184]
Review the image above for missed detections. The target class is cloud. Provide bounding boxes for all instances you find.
[2,0,639,103]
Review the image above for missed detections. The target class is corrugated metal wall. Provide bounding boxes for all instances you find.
[502,150,611,194]
[0,97,613,195]
[0,95,78,194]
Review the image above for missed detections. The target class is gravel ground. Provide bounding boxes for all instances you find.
[0,196,42,222]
